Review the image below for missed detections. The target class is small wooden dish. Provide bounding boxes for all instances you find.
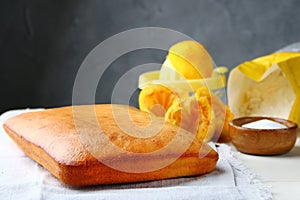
[229,116,298,155]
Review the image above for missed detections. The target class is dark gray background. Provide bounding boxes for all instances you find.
[1,0,299,113]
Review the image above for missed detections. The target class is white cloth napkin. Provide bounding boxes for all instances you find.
[0,109,272,200]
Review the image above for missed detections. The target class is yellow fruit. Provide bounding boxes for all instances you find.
[165,95,215,142]
[228,52,300,126]
[138,84,179,117]
[195,95,216,142]
[195,87,234,142]
[162,40,214,80]
[138,41,230,143]
[165,97,200,135]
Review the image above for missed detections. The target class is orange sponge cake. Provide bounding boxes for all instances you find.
[3,104,218,186]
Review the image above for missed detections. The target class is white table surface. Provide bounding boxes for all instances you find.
[234,138,300,200]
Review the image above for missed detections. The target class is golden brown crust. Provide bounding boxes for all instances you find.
[3,104,218,186]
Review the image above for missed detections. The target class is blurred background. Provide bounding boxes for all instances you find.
[1,0,300,113]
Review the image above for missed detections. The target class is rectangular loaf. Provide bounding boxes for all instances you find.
[3,104,218,186]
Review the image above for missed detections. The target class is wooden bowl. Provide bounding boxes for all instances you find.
[229,116,298,155]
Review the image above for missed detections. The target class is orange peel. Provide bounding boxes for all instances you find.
[195,87,234,142]
[165,97,200,136]
[138,84,179,118]
[167,40,214,79]
[165,89,215,142]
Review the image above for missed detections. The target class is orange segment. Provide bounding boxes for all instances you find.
[139,84,179,117]
[167,40,214,79]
